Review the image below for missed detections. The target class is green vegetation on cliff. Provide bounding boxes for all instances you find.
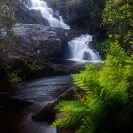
[0,0,19,85]
[0,0,42,85]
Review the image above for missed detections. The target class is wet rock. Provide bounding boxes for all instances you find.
[24,60,86,80]
[32,87,77,122]
[1,24,62,59]
[52,14,60,20]
[64,30,83,41]
[88,40,97,50]
[43,60,85,74]
[83,52,91,60]
[44,0,56,9]
[0,91,32,115]
[15,8,48,25]
[0,92,32,105]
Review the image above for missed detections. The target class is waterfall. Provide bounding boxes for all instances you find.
[19,0,101,62]
[68,34,101,62]
[20,0,70,29]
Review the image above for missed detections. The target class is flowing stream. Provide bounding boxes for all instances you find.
[0,75,73,133]
[20,0,70,29]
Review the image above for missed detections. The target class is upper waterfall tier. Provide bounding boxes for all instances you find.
[68,35,101,62]
[20,0,70,29]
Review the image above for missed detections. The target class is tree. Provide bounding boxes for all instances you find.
[0,0,19,85]
[97,0,133,58]
[102,0,133,50]
[55,0,107,32]
[0,0,18,58]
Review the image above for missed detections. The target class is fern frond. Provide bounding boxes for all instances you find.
[53,43,133,133]
[72,64,101,94]
[54,100,90,114]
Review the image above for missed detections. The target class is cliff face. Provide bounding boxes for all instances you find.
[1,24,63,60]
[13,24,62,59]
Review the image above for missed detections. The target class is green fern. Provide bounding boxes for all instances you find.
[53,101,85,129]
[52,43,133,133]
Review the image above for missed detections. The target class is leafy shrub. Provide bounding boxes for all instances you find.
[25,60,42,72]
[7,70,22,85]
[52,43,133,133]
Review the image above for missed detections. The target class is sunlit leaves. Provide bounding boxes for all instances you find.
[102,0,133,49]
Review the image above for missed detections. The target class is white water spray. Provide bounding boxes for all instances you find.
[68,35,101,62]
[20,0,70,29]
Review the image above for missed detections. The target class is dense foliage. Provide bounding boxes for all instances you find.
[96,0,133,58]
[53,43,133,133]
[55,0,106,32]
[52,0,133,132]
[102,0,133,50]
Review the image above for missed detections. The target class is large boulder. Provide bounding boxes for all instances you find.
[6,24,62,59]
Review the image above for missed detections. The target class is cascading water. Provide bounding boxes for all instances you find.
[68,34,101,62]
[20,0,70,29]
[19,0,100,62]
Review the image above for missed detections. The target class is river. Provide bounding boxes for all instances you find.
[0,75,73,133]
